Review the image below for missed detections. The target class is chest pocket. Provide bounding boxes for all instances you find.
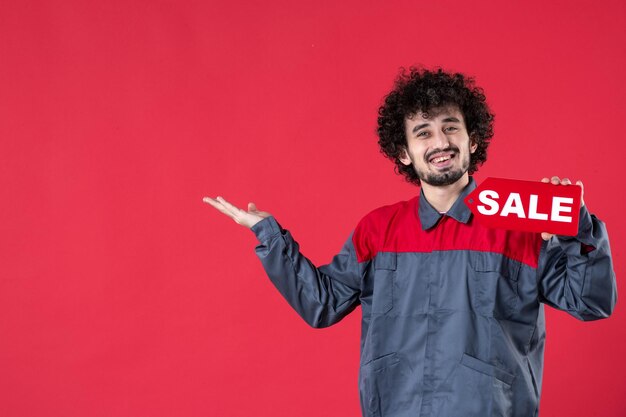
[371,252,396,314]
[469,252,521,319]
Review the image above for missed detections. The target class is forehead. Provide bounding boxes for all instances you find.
[406,105,465,124]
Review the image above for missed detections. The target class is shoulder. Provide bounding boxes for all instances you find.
[352,197,418,262]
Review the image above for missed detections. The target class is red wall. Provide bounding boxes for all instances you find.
[1,1,624,416]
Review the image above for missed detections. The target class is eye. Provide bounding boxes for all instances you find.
[417,131,430,138]
[444,126,458,132]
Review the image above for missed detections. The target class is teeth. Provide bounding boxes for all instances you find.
[432,156,451,163]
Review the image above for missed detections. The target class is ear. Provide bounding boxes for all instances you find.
[398,148,412,166]
[469,134,478,154]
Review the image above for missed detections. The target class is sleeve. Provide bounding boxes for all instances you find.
[536,205,618,321]
[250,216,363,328]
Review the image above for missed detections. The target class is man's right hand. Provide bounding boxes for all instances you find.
[203,196,271,228]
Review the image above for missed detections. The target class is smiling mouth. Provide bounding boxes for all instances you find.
[428,152,456,166]
[431,155,452,163]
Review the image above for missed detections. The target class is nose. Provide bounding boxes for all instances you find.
[432,128,451,149]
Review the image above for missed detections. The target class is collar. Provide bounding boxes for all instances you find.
[418,177,476,230]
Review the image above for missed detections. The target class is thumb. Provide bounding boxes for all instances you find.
[248,202,258,212]
[576,180,585,207]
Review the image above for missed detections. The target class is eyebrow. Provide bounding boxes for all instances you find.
[412,123,430,133]
[411,117,462,134]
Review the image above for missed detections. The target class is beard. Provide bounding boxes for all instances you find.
[418,165,467,186]
[415,145,471,186]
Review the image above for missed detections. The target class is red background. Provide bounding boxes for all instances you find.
[1,1,624,416]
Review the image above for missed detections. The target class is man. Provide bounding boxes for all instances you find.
[204,68,617,417]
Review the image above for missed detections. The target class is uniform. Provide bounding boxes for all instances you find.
[250,177,617,417]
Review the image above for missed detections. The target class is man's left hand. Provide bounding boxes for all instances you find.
[540,176,585,241]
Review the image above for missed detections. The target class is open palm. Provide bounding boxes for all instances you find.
[203,196,271,228]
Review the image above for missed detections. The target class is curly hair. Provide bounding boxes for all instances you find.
[377,67,494,186]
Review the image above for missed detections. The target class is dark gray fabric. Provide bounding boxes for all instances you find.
[250,186,616,417]
[418,178,475,230]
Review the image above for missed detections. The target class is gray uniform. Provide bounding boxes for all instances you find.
[250,178,617,417]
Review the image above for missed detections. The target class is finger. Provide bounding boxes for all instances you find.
[216,196,245,217]
[576,180,585,206]
[561,178,571,185]
[551,176,560,184]
[203,196,227,206]
[541,232,554,241]
[203,196,225,209]
[541,177,549,183]
[203,197,237,219]
[248,202,258,212]
[216,196,251,224]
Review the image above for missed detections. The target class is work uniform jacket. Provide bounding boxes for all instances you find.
[250,178,617,417]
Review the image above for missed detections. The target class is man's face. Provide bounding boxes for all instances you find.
[400,106,477,187]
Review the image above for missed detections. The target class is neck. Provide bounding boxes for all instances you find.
[421,174,470,212]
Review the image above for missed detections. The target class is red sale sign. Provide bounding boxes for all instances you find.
[464,177,582,236]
